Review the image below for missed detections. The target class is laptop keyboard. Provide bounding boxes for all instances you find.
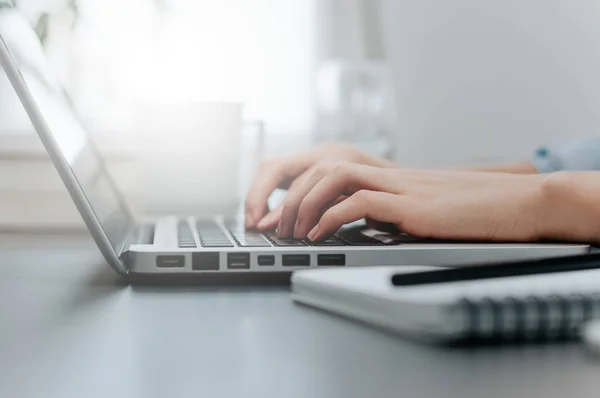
[178,219,393,248]
[264,231,308,247]
[311,235,351,246]
[226,224,272,247]
[177,221,197,248]
[196,221,235,248]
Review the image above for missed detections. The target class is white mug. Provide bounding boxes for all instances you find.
[134,101,246,217]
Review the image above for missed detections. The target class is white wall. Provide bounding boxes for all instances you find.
[315,0,384,63]
[381,0,600,168]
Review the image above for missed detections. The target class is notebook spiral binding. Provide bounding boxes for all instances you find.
[456,293,600,342]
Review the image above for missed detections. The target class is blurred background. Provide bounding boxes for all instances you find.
[1,0,599,229]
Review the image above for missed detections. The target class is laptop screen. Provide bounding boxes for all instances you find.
[0,10,133,253]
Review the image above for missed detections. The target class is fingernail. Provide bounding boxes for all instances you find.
[308,225,320,241]
[257,217,269,230]
[256,216,273,229]
[257,212,275,230]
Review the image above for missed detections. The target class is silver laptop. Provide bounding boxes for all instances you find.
[0,9,589,282]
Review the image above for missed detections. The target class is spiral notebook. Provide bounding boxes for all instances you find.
[291,265,600,344]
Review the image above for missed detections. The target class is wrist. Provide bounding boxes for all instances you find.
[536,171,600,243]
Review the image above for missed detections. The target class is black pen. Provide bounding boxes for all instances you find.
[391,252,600,286]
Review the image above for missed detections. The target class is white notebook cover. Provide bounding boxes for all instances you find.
[291,266,600,342]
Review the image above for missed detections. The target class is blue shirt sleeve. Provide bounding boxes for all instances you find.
[532,137,600,172]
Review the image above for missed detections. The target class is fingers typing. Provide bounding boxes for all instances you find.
[292,163,395,238]
[244,155,311,227]
[308,191,408,241]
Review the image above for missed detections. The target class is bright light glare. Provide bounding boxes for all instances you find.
[66,0,316,133]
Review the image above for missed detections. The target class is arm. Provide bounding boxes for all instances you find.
[464,161,539,174]
[462,137,600,174]
[245,137,600,235]
[469,137,600,174]
[271,162,600,245]
[538,171,600,244]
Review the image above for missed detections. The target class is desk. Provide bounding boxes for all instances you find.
[1,233,599,398]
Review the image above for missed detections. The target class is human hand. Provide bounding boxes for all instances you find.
[244,142,396,229]
[274,162,549,242]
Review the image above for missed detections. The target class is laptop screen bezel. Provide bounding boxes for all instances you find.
[0,9,131,276]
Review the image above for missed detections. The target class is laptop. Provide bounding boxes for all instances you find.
[0,9,589,283]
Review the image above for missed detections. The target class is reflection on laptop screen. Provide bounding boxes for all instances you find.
[0,10,133,251]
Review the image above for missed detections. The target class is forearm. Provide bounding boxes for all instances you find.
[537,171,600,244]
[463,161,539,174]
[371,156,537,173]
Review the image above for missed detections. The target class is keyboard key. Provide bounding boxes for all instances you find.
[310,236,346,246]
[202,242,235,248]
[334,226,436,245]
[371,233,425,244]
[236,241,271,248]
[177,220,197,248]
[196,221,235,247]
[335,228,384,246]
[265,232,308,247]
[227,228,272,247]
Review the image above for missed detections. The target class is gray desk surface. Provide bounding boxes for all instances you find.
[1,232,599,398]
